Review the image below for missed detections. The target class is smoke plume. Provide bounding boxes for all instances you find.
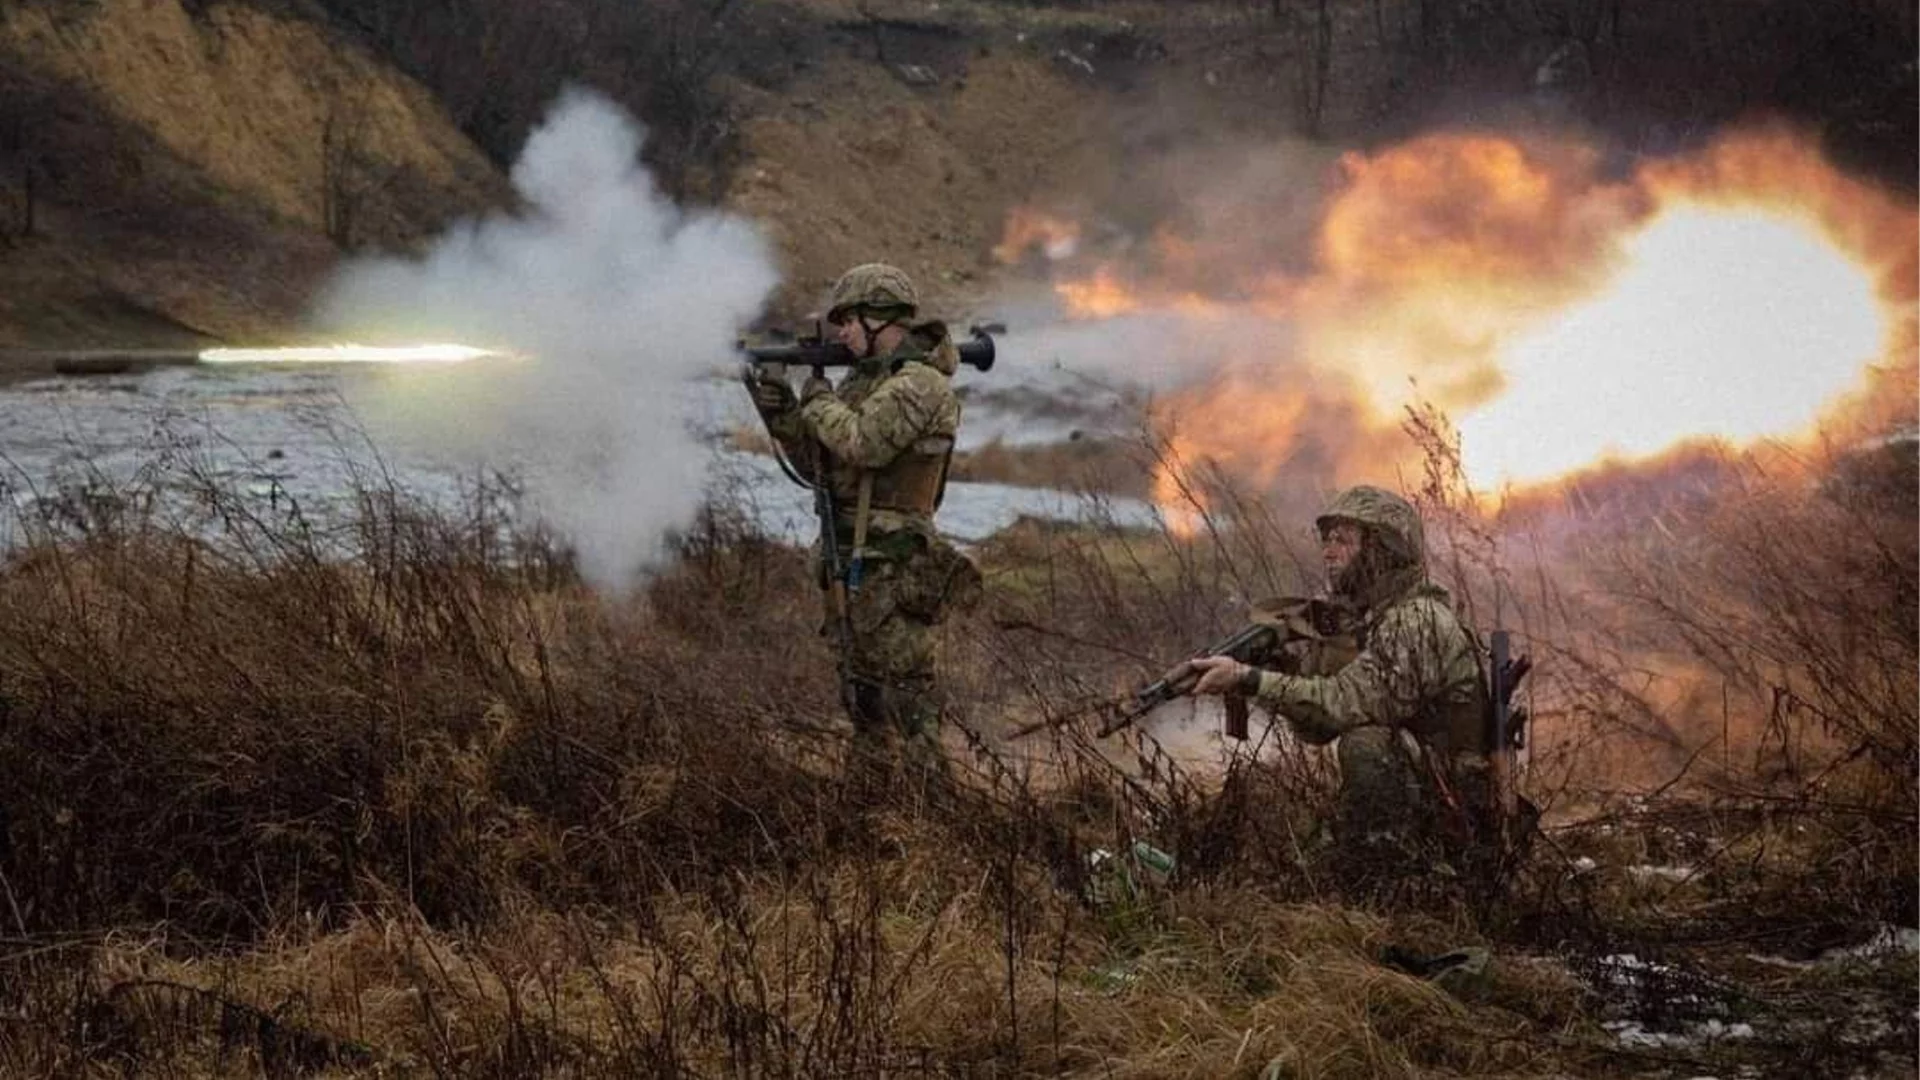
[312,87,779,586]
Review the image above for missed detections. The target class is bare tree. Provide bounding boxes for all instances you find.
[0,120,38,245]
[320,95,369,250]
[1264,0,1337,137]
[1301,0,1335,135]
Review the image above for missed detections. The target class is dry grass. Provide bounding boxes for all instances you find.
[948,437,1154,501]
[0,429,1912,1077]
[0,890,1591,1078]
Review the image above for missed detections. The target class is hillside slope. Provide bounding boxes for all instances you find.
[0,0,505,346]
[0,0,1909,344]
[727,43,1111,321]
[0,0,1233,340]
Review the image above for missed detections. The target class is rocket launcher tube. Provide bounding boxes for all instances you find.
[741,326,996,372]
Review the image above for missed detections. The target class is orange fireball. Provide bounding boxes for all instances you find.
[1004,125,1916,512]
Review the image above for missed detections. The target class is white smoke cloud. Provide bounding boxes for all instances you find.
[993,311,1300,391]
[310,87,780,587]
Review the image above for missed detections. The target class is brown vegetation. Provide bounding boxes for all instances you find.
[0,0,1912,1073]
[0,425,1910,1076]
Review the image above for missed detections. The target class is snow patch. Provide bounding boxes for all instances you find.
[1603,1018,1755,1049]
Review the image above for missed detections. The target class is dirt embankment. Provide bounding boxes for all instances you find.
[725,0,1348,323]
[3,0,1906,348]
[728,43,1109,324]
[0,0,1313,345]
[0,0,505,347]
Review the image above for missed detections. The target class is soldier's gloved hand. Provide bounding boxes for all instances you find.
[1186,655,1257,696]
[750,370,795,413]
[799,372,834,405]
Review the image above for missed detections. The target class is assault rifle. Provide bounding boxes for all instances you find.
[1099,620,1281,738]
[740,324,998,372]
[1008,597,1351,741]
[1488,630,1533,822]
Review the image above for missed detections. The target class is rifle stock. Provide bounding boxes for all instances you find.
[1487,631,1533,831]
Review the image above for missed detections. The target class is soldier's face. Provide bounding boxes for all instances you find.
[1321,522,1365,581]
[836,314,871,354]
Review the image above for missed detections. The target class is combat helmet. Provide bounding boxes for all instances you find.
[827,263,918,325]
[1315,485,1424,566]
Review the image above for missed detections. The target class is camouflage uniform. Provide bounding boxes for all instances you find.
[1250,486,1493,854]
[756,265,976,771]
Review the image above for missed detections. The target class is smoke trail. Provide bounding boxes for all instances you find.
[311,87,779,586]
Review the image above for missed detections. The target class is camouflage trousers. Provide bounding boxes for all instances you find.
[1333,728,1494,859]
[823,546,945,773]
[1326,729,1540,903]
[1332,727,1425,843]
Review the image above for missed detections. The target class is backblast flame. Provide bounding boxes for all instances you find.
[992,207,1083,265]
[201,344,503,364]
[1009,124,1916,515]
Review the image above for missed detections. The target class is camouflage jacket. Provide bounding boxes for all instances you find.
[1252,573,1488,751]
[764,321,962,538]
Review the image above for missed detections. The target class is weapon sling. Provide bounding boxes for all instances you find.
[740,357,863,723]
[850,472,874,592]
[815,445,861,722]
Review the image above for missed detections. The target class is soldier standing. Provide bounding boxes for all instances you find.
[1171,485,1502,879]
[749,263,977,783]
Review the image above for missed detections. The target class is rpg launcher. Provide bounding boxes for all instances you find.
[740,324,997,373]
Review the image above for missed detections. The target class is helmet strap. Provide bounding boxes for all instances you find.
[856,310,903,359]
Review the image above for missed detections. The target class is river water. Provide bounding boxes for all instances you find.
[0,362,1157,550]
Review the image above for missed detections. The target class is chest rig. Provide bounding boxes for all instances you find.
[831,352,956,577]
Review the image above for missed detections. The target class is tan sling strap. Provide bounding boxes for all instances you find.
[851,470,875,573]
